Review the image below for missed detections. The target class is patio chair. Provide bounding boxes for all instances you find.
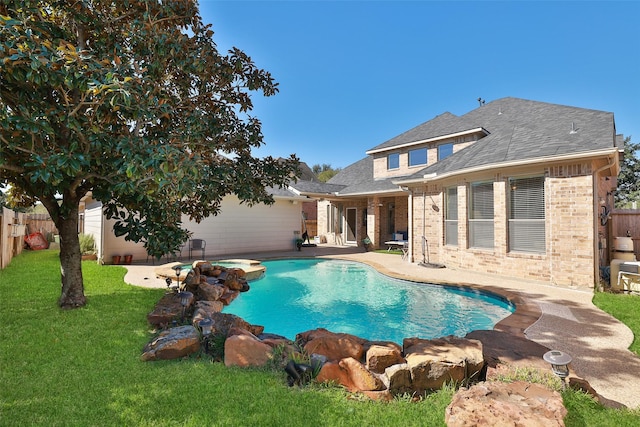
[189,239,206,260]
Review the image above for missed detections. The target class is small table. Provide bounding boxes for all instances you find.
[384,240,406,250]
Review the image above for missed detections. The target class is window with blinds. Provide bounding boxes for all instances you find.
[469,182,494,248]
[445,187,458,246]
[509,176,545,253]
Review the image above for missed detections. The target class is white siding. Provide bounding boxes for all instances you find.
[184,195,302,257]
[84,203,104,261]
[100,195,303,262]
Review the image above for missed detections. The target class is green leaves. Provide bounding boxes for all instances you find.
[1,0,299,259]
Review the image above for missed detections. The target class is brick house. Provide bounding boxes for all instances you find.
[291,97,622,288]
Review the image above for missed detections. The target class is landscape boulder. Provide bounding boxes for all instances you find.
[316,361,354,390]
[224,331,273,367]
[191,300,224,327]
[198,282,225,302]
[385,363,413,395]
[296,328,366,362]
[146,292,184,327]
[339,357,385,391]
[445,381,567,427]
[366,344,405,374]
[208,312,264,338]
[141,325,200,361]
[404,336,484,391]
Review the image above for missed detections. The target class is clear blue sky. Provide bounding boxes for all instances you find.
[200,1,640,169]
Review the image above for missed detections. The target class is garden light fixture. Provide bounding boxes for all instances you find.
[173,265,183,291]
[543,350,572,387]
[177,291,192,321]
[198,317,214,353]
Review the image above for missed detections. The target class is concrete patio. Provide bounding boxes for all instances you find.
[123,244,640,409]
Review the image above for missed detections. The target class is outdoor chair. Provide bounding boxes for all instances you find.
[189,239,206,260]
[401,242,409,261]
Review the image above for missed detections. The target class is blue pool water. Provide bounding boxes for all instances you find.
[222,259,514,344]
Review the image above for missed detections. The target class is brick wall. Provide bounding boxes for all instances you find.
[409,163,597,288]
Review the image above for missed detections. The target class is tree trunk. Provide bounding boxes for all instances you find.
[57,210,86,309]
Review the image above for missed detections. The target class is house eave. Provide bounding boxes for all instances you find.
[366,127,488,155]
[392,148,620,185]
[334,187,406,197]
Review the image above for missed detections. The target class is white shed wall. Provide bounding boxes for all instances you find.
[100,195,303,263]
[83,203,104,260]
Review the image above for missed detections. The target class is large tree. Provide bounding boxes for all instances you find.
[0,1,298,308]
[311,163,341,183]
[615,136,640,208]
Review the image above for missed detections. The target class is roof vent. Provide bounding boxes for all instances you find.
[570,122,578,134]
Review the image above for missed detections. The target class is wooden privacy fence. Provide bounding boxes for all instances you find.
[610,209,640,259]
[0,208,26,269]
[25,213,58,238]
[0,210,59,269]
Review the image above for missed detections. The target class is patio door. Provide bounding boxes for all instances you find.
[346,208,357,244]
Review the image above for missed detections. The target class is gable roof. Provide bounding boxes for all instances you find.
[292,97,619,197]
[366,112,485,153]
[326,157,408,196]
[396,97,618,182]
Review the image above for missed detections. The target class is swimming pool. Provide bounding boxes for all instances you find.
[222,259,514,344]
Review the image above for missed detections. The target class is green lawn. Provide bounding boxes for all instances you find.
[593,291,640,355]
[1,250,639,426]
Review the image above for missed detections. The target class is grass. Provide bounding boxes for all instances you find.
[0,250,452,426]
[2,250,640,426]
[373,249,403,255]
[593,291,640,355]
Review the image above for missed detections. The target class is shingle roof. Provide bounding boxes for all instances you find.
[419,97,616,176]
[296,97,618,197]
[367,112,481,152]
[289,180,346,194]
[327,157,410,195]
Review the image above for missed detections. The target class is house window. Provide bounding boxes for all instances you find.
[468,182,494,248]
[509,176,545,253]
[387,153,400,170]
[438,143,453,161]
[409,148,427,167]
[445,187,458,246]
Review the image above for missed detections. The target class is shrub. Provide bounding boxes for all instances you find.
[78,233,96,255]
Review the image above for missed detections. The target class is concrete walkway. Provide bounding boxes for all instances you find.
[123,245,640,409]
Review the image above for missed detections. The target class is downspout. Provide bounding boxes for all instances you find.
[99,203,105,265]
[422,191,426,263]
[403,186,413,262]
[591,155,617,288]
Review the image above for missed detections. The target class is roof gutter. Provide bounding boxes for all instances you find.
[392,148,620,185]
